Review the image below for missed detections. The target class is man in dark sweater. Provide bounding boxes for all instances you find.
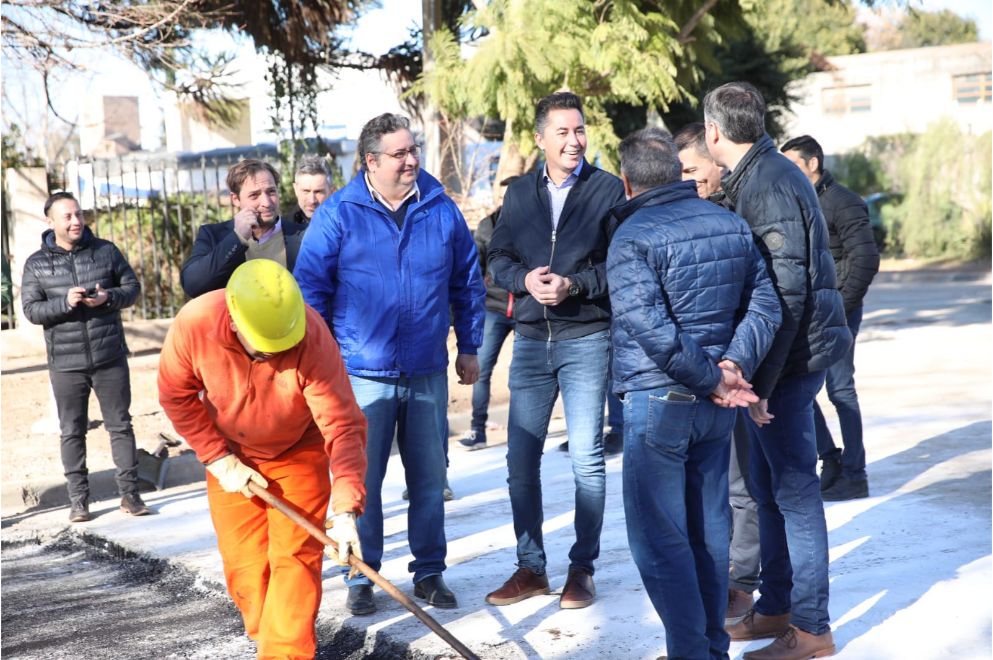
[21,192,151,522]
[782,135,880,501]
[486,92,625,610]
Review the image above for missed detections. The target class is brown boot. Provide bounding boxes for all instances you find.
[485,567,550,606]
[560,568,595,609]
[726,588,755,623]
[726,608,791,640]
[743,625,835,659]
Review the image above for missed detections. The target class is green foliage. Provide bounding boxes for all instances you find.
[897,9,979,49]
[1,124,44,170]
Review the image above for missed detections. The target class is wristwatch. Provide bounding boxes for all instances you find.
[568,280,581,297]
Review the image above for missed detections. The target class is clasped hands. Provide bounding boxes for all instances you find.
[525,266,571,306]
[709,360,774,427]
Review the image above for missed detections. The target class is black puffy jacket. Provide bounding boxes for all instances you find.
[22,228,140,372]
[722,135,851,398]
[815,171,880,313]
[488,161,625,340]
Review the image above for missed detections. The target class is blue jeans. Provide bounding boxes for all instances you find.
[747,370,831,635]
[470,310,515,431]
[814,306,865,479]
[506,330,609,574]
[345,372,448,586]
[623,388,735,660]
[606,383,623,435]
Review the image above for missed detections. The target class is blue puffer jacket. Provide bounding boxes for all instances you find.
[607,180,782,397]
[293,169,485,377]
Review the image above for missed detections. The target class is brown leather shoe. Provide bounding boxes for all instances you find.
[726,588,755,623]
[485,567,550,606]
[726,608,791,641]
[743,625,835,659]
[560,568,595,609]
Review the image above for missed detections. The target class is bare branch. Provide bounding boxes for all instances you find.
[678,0,720,45]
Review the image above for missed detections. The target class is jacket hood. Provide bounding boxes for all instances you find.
[338,167,447,209]
[42,226,95,253]
[722,133,776,207]
[612,180,698,223]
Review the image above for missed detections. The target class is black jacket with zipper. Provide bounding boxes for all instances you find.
[21,227,140,372]
[488,160,625,340]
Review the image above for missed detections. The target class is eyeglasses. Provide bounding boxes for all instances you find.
[375,145,421,161]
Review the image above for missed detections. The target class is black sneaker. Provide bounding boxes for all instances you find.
[819,455,842,492]
[120,492,153,516]
[458,429,487,450]
[69,499,92,523]
[603,431,624,456]
[822,475,869,502]
[346,584,376,615]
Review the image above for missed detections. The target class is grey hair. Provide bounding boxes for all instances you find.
[358,113,411,170]
[618,127,681,192]
[702,82,766,145]
[295,155,332,179]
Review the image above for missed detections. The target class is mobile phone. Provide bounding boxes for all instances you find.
[84,287,99,298]
[663,390,696,403]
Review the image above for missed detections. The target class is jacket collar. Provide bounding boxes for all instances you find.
[612,180,698,223]
[814,169,835,196]
[721,133,776,207]
[42,226,95,253]
[340,168,445,212]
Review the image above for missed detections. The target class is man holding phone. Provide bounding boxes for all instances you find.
[21,192,150,522]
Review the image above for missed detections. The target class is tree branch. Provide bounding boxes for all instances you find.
[678,0,720,44]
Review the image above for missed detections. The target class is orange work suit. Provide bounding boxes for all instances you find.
[158,290,367,659]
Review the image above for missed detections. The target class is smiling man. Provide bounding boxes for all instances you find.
[293,112,485,615]
[486,91,625,610]
[674,122,726,202]
[181,158,308,297]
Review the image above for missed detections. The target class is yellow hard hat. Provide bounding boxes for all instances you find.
[225,259,306,353]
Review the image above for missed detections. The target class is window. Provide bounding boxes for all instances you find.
[822,85,872,115]
[953,72,992,104]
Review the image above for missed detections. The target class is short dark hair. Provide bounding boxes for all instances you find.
[702,82,766,145]
[673,122,710,158]
[358,113,411,171]
[618,127,681,192]
[535,92,584,135]
[780,135,824,174]
[227,159,279,196]
[44,191,77,217]
[294,155,332,179]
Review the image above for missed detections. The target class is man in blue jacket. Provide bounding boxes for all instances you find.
[705,82,851,660]
[609,127,781,660]
[486,92,625,610]
[293,113,485,615]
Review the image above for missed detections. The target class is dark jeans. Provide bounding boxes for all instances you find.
[606,384,623,435]
[814,306,865,479]
[470,310,515,431]
[728,412,760,593]
[623,387,735,660]
[747,370,831,636]
[506,330,609,574]
[49,356,139,503]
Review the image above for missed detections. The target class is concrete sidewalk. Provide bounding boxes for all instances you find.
[2,274,991,659]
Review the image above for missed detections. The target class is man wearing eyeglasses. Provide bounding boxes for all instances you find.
[293,113,486,616]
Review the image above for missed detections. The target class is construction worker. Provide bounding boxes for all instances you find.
[158,259,367,659]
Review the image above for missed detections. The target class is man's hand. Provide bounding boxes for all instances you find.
[749,399,774,427]
[455,353,480,385]
[524,265,572,306]
[66,286,86,308]
[80,283,108,308]
[325,512,363,567]
[205,454,268,498]
[710,365,759,408]
[233,208,260,242]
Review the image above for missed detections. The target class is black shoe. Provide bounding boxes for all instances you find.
[819,454,842,491]
[414,574,458,609]
[458,429,487,450]
[557,440,569,452]
[69,499,92,523]
[120,492,152,516]
[346,584,376,615]
[822,475,869,501]
[603,431,624,456]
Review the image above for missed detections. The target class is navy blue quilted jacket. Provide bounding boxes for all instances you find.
[607,180,782,397]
